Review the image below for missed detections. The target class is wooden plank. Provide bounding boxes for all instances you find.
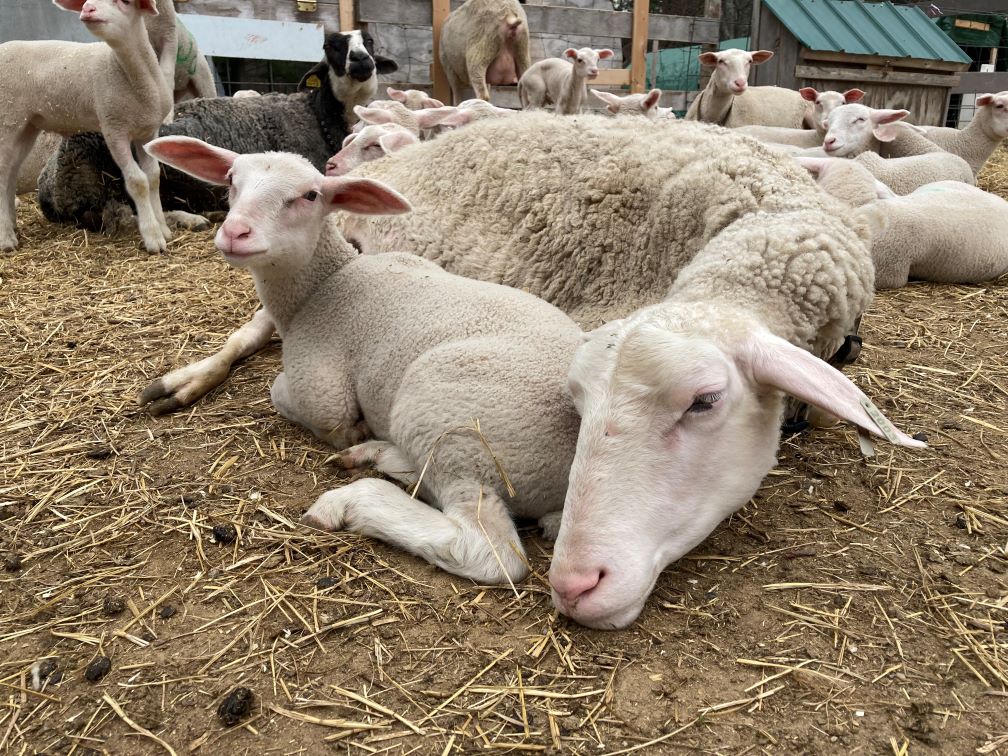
[430,0,451,103]
[951,71,1008,95]
[793,77,948,125]
[338,0,355,31]
[177,0,341,25]
[800,49,968,73]
[629,0,649,93]
[593,69,631,87]
[795,64,960,88]
[356,0,719,45]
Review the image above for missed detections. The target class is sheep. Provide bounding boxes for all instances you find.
[590,88,675,120]
[141,113,905,412]
[439,0,530,104]
[548,201,924,627]
[819,103,976,194]
[796,156,1008,289]
[36,30,396,228]
[386,87,444,110]
[325,123,419,176]
[1,0,173,253]
[684,49,811,128]
[920,91,1008,176]
[232,90,261,99]
[352,101,467,139]
[145,134,583,584]
[734,87,864,147]
[518,47,615,115]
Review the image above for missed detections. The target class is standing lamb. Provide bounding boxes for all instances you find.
[36,30,396,228]
[684,49,812,128]
[0,0,173,252]
[146,135,583,584]
[439,0,530,104]
[920,91,1008,176]
[518,47,614,115]
[590,89,676,120]
[796,156,1008,289]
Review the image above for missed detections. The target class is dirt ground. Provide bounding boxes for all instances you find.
[1,154,1007,755]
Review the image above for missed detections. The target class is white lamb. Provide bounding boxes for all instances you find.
[518,47,615,115]
[352,101,468,138]
[146,135,583,584]
[325,123,419,176]
[684,49,811,128]
[920,91,1008,176]
[590,88,676,120]
[0,0,173,253]
[734,87,864,147]
[796,156,1008,289]
[386,86,444,110]
[821,103,975,193]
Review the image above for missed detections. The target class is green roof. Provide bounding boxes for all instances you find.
[763,0,971,63]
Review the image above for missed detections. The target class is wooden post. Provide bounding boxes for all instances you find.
[629,0,649,93]
[698,0,722,91]
[431,0,452,104]
[338,0,356,31]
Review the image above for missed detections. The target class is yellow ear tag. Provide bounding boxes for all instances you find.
[305,75,322,89]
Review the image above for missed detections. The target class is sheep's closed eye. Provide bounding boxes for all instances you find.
[687,391,722,414]
[855,117,866,123]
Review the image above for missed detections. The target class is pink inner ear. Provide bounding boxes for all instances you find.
[354,106,393,125]
[698,52,719,66]
[799,87,818,102]
[750,50,774,64]
[53,0,87,12]
[976,94,994,106]
[379,131,419,154]
[144,136,236,185]
[564,49,577,60]
[644,89,661,109]
[844,89,866,103]
[598,49,614,60]
[324,177,413,216]
[136,0,159,15]
[387,87,406,102]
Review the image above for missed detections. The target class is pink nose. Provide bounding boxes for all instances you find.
[220,218,252,244]
[551,568,604,607]
[733,78,747,90]
[824,136,836,147]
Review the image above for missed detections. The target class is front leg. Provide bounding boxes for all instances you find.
[270,371,368,449]
[135,136,171,242]
[338,440,418,488]
[104,130,165,253]
[467,59,490,101]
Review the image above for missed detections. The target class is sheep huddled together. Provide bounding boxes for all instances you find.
[6,0,1007,630]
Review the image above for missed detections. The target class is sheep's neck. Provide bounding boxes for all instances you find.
[105,21,166,96]
[560,68,587,114]
[956,113,1000,171]
[252,219,357,336]
[697,81,734,125]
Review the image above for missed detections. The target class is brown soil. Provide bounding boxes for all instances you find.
[1,175,1006,755]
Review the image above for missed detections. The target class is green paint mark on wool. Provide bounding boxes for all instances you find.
[176,22,199,78]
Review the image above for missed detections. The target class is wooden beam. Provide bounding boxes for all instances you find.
[338,0,355,31]
[430,0,451,104]
[593,69,631,87]
[800,49,969,73]
[795,64,960,88]
[629,0,649,94]
[951,71,1008,95]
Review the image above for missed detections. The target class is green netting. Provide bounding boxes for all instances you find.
[936,14,1006,48]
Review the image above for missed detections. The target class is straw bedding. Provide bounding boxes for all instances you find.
[0,158,1006,753]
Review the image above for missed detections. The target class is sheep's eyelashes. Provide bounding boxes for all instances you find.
[687,392,722,414]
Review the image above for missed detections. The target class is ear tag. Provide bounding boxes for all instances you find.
[859,396,902,445]
[305,75,322,89]
[857,427,876,458]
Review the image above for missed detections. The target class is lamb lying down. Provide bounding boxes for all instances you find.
[145,136,582,584]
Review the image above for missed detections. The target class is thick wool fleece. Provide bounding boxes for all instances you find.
[274,231,582,519]
[38,88,349,225]
[340,112,862,330]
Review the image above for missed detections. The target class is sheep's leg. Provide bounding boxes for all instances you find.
[467,58,491,101]
[270,371,369,449]
[139,308,275,414]
[303,478,528,584]
[0,125,39,250]
[164,210,211,232]
[445,68,467,106]
[105,132,166,253]
[338,440,418,488]
[538,510,563,542]
[135,137,172,242]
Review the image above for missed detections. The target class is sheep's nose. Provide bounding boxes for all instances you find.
[824,136,837,147]
[551,568,604,607]
[733,78,747,90]
[349,50,370,61]
[220,218,252,243]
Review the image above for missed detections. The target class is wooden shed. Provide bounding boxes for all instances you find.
[750,0,971,125]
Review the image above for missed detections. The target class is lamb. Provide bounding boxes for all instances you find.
[325,123,419,176]
[440,0,530,104]
[820,103,976,194]
[796,156,1008,289]
[518,47,615,115]
[36,30,396,227]
[734,87,864,147]
[684,49,811,128]
[352,101,466,138]
[146,135,583,584]
[1,0,173,253]
[590,88,676,120]
[386,87,444,110]
[146,0,216,104]
[920,91,1008,176]
[232,90,261,99]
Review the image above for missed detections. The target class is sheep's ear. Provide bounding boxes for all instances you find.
[564,48,578,60]
[597,49,615,60]
[387,87,406,102]
[298,60,329,91]
[144,136,237,186]
[698,51,719,66]
[341,133,357,148]
[135,0,159,15]
[750,50,774,64]
[798,87,818,102]
[643,88,661,109]
[793,155,830,176]
[737,330,925,448]
[976,93,994,106]
[843,88,866,103]
[354,105,393,125]
[871,109,909,142]
[378,130,419,154]
[321,177,412,216]
[424,96,445,108]
[874,179,897,199]
[591,89,618,105]
[374,55,398,75]
[52,0,87,11]
[416,106,469,128]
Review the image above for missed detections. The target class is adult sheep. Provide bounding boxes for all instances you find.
[440,0,530,104]
[36,30,395,229]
